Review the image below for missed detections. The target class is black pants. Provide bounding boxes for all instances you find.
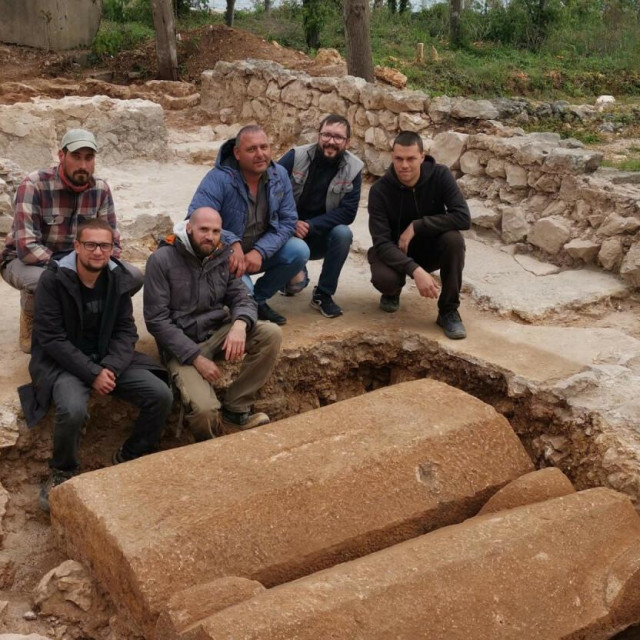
[50,368,173,471]
[368,230,465,315]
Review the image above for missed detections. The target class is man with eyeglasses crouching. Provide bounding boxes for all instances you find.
[278,115,363,318]
[18,219,173,514]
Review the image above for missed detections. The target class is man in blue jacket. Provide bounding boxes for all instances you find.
[278,115,363,318]
[188,125,309,326]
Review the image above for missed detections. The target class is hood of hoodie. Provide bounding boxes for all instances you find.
[166,220,229,264]
[381,154,436,191]
[56,250,119,274]
[215,137,278,175]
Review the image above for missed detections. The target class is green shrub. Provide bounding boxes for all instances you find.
[92,20,154,59]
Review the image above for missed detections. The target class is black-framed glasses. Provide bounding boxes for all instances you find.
[319,132,348,143]
[79,241,113,252]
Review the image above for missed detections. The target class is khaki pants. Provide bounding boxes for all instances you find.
[167,321,281,439]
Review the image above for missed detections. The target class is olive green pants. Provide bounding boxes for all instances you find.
[167,321,281,440]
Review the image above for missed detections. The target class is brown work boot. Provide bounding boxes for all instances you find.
[220,409,270,435]
[19,308,33,354]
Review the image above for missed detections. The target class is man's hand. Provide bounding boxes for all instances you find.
[229,242,246,277]
[294,220,310,239]
[244,249,263,274]
[193,354,222,383]
[413,267,440,299]
[223,320,247,362]
[92,368,116,396]
[398,222,416,254]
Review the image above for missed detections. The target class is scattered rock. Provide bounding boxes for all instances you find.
[0,482,8,545]
[374,66,407,89]
[34,560,94,616]
[528,216,571,255]
[598,237,624,271]
[22,611,37,621]
[501,206,530,244]
[620,242,640,287]
[564,239,600,263]
[468,199,501,229]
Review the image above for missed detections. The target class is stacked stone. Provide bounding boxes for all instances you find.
[0,96,168,172]
[200,60,640,284]
[0,158,25,234]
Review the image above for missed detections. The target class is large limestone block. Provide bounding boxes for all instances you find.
[564,238,600,263]
[184,489,640,640]
[51,380,533,634]
[542,148,603,174]
[528,216,571,254]
[500,206,530,244]
[477,467,575,515]
[430,132,469,170]
[0,97,167,171]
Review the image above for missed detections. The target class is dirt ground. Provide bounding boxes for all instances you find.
[1,25,640,640]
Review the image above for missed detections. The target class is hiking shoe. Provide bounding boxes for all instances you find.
[220,409,270,434]
[436,310,467,340]
[112,447,136,465]
[379,294,400,313]
[310,287,343,318]
[39,469,75,513]
[257,302,287,326]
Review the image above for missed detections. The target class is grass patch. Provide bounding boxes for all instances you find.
[92,20,154,60]
[602,159,640,172]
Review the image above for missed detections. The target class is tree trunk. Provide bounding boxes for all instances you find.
[264,0,271,13]
[372,0,384,8]
[344,0,374,82]
[387,0,397,13]
[150,0,178,81]
[450,0,463,48]
[225,0,236,27]
[399,0,409,13]
[302,0,322,49]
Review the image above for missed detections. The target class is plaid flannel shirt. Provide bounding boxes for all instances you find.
[1,165,121,266]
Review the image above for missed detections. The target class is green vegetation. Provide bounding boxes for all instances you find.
[92,20,154,59]
[93,0,640,100]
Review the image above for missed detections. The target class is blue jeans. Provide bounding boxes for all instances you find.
[50,368,173,471]
[304,225,353,296]
[242,237,310,305]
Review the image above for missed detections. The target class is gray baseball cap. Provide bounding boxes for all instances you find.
[60,129,98,153]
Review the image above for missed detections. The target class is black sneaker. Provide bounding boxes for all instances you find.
[112,447,137,465]
[436,310,467,340]
[379,294,400,313]
[257,302,287,326]
[220,408,270,434]
[310,287,343,318]
[39,469,75,513]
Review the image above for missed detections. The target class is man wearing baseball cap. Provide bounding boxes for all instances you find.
[1,128,142,353]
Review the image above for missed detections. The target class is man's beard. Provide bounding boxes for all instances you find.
[66,170,90,186]
[318,143,343,163]
[189,234,215,259]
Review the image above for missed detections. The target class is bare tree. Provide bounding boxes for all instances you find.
[150,0,178,80]
[450,0,463,47]
[225,0,236,27]
[344,0,374,82]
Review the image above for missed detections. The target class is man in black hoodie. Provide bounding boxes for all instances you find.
[368,131,471,339]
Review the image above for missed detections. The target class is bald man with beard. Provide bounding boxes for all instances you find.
[144,207,282,441]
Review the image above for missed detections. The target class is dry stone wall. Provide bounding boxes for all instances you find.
[201,60,640,284]
[0,96,168,173]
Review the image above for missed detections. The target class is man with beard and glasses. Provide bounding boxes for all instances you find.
[1,129,142,354]
[368,131,471,340]
[278,115,363,318]
[188,125,308,327]
[144,207,282,442]
[18,219,172,514]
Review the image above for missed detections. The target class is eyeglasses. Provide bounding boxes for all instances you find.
[319,132,348,143]
[79,241,113,252]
